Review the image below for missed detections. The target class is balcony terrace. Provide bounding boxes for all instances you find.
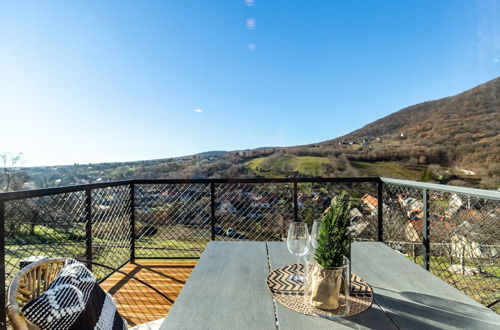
[0,177,498,328]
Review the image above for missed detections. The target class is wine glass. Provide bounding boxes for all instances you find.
[310,219,322,249]
[287,222,310,283]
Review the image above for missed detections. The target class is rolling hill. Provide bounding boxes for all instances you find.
[332,77,499,141]
[321,77,499,171]
[244,77,500,186]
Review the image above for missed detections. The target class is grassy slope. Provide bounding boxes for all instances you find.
[291,157,330,176]
[247,155,429,181]
[247,156,330,177]
[351,161,424,179]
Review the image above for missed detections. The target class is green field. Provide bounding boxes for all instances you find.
[246,155,427,180]
[351,161,424,179]
[247,156,331,177]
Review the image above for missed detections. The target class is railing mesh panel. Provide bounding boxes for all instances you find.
[383,183,499,313]
[4,192,87,290]
[382,183,425,262]
[3,185,134,290]
[134,183,211,258]
[215,183,294,241]
[134,181,379,258]
[91,185,132,279]
[296,181,379,242]
[428,191,499,313]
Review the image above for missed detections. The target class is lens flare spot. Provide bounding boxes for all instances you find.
[246,18,256,30]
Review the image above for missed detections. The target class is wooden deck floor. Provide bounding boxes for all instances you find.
[100,260,197,327]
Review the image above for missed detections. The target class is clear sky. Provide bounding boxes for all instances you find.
[0,0,498,166]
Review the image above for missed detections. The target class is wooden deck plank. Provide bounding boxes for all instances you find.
[100,260,196,327]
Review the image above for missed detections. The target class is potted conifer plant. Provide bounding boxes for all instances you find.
[308,191,352,311]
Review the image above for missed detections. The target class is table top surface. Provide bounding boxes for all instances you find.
[161,241,500,330]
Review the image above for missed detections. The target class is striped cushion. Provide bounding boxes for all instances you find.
[22,259,127,330]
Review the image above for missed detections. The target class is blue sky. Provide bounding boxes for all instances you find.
[0,0,498,166]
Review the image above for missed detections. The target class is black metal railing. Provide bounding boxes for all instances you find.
[381,178,500,313]
[0,177,498,326]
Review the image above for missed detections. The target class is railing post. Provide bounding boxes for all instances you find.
[210,183,216,240]
[377,181,384,242]
[293,182,298,222]
[85,189,92,271]
[0,200,7,329]
[130,182,135,262]
[422,188,430,271]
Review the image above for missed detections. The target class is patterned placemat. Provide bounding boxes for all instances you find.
[267,264,373,318]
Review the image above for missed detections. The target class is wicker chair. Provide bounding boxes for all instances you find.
[6,258,67,330]
[6,258,171,330]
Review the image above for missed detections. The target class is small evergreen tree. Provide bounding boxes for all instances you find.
[314,191,352,268]
[420,168,436,182]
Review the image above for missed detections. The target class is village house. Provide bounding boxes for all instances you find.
[361,194,378,215]
[251,198,271,208]
[349,207,363,220]
[219,200,238,214]
[407,209,445,222]
[347,207,373,239]
[396,194,423,210]
[312,195,324,205]
[297,193,309,208]
[404,219,456,243]
[446,193,464,216]
[160,189,179,202]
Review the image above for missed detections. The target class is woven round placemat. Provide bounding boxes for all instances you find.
[267,264,373,318]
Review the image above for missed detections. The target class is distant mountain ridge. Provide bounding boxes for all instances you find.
[327,77,499,143]
[317,77,499,171]
[191,147,278,158]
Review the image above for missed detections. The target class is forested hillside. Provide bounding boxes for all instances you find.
[321,77,499,177]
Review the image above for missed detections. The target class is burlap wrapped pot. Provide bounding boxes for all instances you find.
[309,257,349,310]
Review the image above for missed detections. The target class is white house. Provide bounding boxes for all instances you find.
[220,200,238,214]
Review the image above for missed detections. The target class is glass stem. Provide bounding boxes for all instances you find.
[297,255,301,278]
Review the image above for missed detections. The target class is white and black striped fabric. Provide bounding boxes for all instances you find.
[22,259,127,330]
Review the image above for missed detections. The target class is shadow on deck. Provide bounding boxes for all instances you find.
[100,260,197,327]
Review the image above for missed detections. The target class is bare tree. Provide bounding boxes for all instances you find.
[0,152,29,192]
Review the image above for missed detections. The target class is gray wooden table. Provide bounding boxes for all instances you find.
[161,242,500,330]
